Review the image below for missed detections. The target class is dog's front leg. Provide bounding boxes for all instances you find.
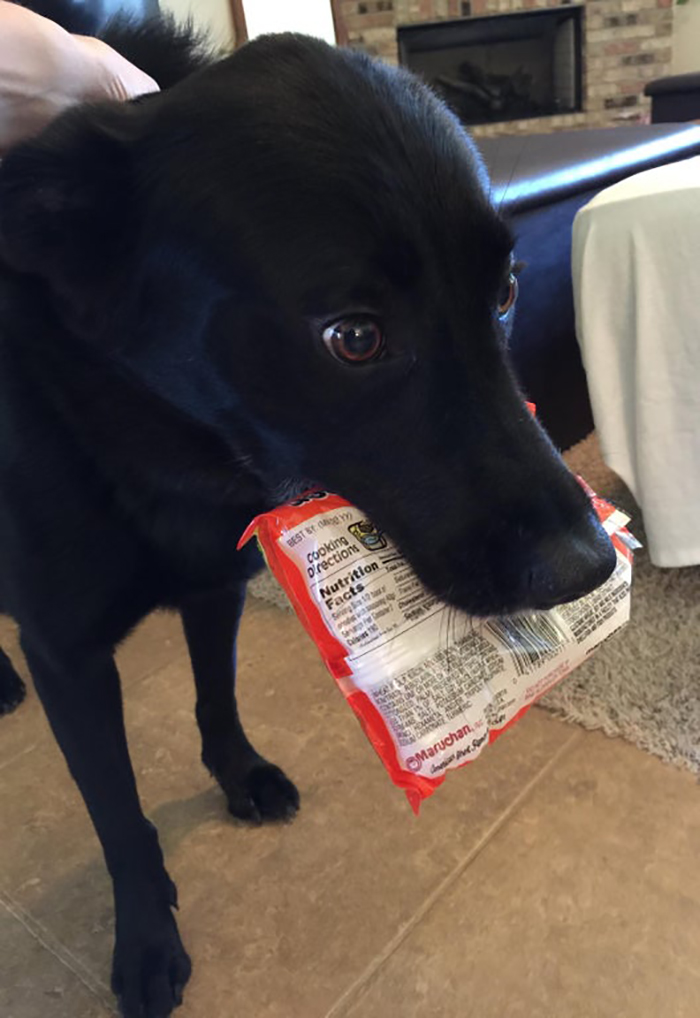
[21,639,191,1018]
[181,583,300,823]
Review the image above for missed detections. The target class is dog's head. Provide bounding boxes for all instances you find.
[0,33,615,615]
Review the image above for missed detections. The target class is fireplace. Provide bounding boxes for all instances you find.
[397,8,584,126]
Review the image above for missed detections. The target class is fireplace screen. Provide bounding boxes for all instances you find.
[398,8,583,125]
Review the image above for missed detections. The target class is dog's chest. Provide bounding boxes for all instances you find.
[124,484,264,604]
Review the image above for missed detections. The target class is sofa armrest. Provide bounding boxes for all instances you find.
[645,72,700,97]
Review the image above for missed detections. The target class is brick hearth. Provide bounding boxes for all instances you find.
[338,0,674,134]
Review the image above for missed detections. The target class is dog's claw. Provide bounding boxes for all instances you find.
[225,761,300,824]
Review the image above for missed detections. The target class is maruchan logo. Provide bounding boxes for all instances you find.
[405,723,481,772]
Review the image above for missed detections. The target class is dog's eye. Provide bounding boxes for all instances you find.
[322,318,384,365]
[496,272,519,317]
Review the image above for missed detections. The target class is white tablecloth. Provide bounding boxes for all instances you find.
[572,155,700,567]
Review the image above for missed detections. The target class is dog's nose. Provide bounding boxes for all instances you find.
[519,517,617,610]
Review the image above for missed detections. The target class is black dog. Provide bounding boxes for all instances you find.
[0,10,615,1017]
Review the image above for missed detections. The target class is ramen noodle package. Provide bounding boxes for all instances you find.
[240,484,638,813]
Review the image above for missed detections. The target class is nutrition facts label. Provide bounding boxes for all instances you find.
[277,503,633,780]
[279,504,441,660]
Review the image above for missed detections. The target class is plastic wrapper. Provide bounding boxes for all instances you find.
[240,484,638,813]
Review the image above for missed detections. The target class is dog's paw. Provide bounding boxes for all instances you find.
[0,654,26,717]
[225,761,300,825]
[112,907,191,1018]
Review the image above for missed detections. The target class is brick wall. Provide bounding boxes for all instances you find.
[338,0,674,133]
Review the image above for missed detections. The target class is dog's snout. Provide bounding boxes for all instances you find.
[519,516,617,610]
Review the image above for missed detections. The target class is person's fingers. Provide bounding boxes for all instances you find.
[0,1,158,154]
[0,3,83,101]
[75,36,159,101]
[0,3,80,151]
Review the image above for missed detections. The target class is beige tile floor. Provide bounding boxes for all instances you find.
[1,599,699,1018]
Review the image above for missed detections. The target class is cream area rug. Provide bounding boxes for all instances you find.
[248,434,700,776]
[542,433,700,775]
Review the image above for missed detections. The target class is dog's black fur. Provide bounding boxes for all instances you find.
[0,8,615,1016]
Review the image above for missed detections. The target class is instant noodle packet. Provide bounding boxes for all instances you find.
[240,482,638,813]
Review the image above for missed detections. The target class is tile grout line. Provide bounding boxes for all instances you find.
[0,655,183,777]
[0,634,189,760]
[324,727,584,1018]
[2,612,188,692]
[0,621,189,1012]
[0,741,38,774]
[123,644,191,694]
[0,636,186,1017]
[0,889,118,1013]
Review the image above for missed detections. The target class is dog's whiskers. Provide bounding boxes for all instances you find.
[497,135,531,215]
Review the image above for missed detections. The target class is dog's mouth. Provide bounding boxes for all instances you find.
[397,505,617,618]
[265,476,616,619]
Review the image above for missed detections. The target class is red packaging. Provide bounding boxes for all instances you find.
[239,479,636,813]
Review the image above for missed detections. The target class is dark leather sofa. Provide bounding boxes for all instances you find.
[478,124,700,449]
[645,72,700,125]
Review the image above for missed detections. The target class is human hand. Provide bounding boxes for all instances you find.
[0,1,159,154]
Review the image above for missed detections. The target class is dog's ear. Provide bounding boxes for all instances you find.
[0,105,138,308]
